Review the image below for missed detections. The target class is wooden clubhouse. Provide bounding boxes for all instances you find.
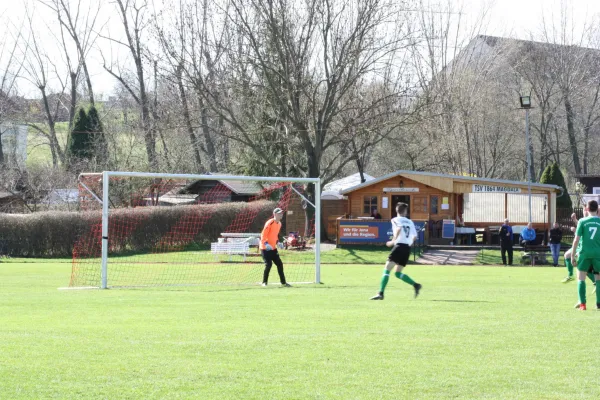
[335,170,562,246]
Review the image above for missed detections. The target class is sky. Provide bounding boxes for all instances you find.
[2,0,600,98]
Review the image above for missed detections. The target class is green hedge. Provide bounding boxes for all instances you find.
[0,201,275,258]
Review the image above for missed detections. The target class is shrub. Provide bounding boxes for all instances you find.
[0,201,275,257]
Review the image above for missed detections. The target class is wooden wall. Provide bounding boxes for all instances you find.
[347,176,454,222]
[286,195,308,236]
[322,200,347,239]
[285,196,347,239]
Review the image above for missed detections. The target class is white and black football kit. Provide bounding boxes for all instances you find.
[388,216,417,266]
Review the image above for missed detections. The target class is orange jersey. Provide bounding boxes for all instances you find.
[260,218,281,250]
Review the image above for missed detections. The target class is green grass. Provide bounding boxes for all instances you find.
[1,260,599,399]
[25,117,160,168]
[26,122,69,166]
[478,249,565,266]
[3,246,419,266]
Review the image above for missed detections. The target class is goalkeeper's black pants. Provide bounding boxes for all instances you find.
[262,249,287,284]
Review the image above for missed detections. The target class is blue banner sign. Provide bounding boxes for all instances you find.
[338,220,426,244]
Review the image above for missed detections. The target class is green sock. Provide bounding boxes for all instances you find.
[379,270,391,294]
[395,271,415,286]
[565,258,574,276]
[595,281,600,305]
[578,280,586,305]
[587,273,596,284]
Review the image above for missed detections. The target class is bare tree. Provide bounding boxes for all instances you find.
[39,0,103,107]
[19,8,69,166]
[512,39,562,179]
[154,0,230,172]
[409,0,521,178]
[0,15,26,166]
[536,4,597,176]
[196,0,418,187]
[101,0,157,170]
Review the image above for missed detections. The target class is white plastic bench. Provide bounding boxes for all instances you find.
[211,242,250,261]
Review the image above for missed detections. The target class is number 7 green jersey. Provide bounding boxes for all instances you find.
[575,216,600,258]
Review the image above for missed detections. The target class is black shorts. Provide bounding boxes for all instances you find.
[388,243,411,266]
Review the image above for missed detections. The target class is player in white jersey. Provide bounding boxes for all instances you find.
[370,202,422,300]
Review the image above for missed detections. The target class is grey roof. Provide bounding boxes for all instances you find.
[219,180,263,195]
[0,190,19,199]
[197,173,264,195]
[340,170,562,194]
[177,176,263,196]
[478,35,600,54]
[574,174,600,178]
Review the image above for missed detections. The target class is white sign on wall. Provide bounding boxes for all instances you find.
[383,187,419,193]
[382,197,389,209]
[472,184,521,193]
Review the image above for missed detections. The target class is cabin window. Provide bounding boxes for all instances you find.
[430,196,439,214]
[363,196,378,214]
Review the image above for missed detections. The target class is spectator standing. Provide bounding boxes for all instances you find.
[549,222,563,267]
[499,219,513,266]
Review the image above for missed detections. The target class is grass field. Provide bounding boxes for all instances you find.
[477,249,566,266]
[1,259,599,399]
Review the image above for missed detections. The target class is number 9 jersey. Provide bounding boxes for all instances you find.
[392,216,417,246]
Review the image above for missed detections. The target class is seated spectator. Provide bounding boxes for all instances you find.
[371,209,382,219]
[520,222,536,248]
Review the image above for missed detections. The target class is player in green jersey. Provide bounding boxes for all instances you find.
[563,212,596,291]
[571,200,600,310]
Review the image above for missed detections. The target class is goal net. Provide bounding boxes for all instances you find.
[70,172,321,288]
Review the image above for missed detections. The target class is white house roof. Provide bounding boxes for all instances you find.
[0,190,13,199]
[323,173,375,193]
[44,189,79,203]
[321,190,345,200]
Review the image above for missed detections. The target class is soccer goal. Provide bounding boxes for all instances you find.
[70,171,321,289]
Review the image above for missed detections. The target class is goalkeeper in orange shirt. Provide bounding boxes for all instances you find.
[260,208,291,287]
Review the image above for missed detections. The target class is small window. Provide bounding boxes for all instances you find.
[363,196,378,214]
[431,196,439,214]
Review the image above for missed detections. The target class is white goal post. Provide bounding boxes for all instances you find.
[72,171,322,289]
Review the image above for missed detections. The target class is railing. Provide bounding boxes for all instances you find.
[556,207,583,244]
[412,228,426,261]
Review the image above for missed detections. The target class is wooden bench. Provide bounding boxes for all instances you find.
[520,245,549,266]
[210,242,250,261]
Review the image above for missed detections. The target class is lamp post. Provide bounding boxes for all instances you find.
[543,196,547,244]
[519,95,533,224]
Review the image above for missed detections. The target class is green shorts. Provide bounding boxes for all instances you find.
[576,258,600,274]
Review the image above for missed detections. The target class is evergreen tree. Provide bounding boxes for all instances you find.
[540,162,572,209]
[67,106,109,167]
[87,106,108,164]
[67,108,92,161]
